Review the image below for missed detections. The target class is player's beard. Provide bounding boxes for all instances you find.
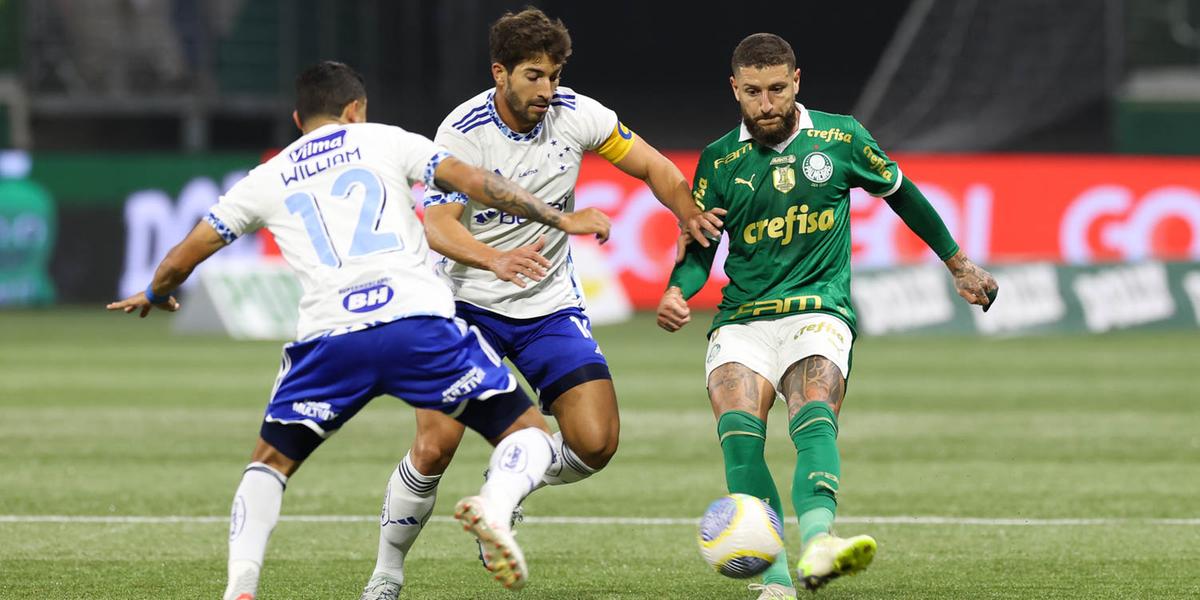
[742,104,798,147]
[502,85,549,130]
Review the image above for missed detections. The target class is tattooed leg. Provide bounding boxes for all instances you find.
[780,355,846,545]
[706,363,796,588]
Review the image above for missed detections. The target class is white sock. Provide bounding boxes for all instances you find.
[480,428,554,527]
[371,453,440,585]
[225,462,287,600]
[541,430,598,486]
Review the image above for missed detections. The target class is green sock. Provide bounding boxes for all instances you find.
[717,411,793,588]
[789,403,840,545]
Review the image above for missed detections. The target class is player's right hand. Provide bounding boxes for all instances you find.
[561,207,611,244]
[682,207,727,249]
[657,286,691,332]
[105,291,181,318]
[488,236,551,289]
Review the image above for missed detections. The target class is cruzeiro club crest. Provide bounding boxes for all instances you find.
[770,154,796,193]
[801,152,833,184]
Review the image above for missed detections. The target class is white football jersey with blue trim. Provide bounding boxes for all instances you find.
[427,86,622,318]
[206,122,455,340]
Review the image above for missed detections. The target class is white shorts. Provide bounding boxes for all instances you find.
[704,313,853,391]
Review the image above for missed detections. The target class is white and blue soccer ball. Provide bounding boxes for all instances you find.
[697,493,785,578]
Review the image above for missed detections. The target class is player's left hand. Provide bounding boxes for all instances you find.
[944,251,998,309]
[106,291,181,318]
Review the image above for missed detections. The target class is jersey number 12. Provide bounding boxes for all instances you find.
[285,167,403,267]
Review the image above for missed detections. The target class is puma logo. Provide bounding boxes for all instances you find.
[733,173,756,191]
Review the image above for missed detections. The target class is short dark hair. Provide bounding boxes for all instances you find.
[294,61,366,124]
[489,7,572,73]
[731,33,796,73]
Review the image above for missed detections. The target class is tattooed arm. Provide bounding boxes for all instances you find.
[944,249,998,307]
[432,156,610,241]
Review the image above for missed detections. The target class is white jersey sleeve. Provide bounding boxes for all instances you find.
[423,87,625,319]
[205,122,456,340]
[557,92,619,152]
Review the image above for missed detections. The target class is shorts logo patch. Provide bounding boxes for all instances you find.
[343,284,394,313]
[801,152,833,184]
[706,343,722,364]
[441,366,485,404]
[292,401,337,421]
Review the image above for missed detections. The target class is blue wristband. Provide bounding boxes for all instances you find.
[145,284,172,304]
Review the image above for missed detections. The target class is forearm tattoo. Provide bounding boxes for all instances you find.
[481,171,562,227]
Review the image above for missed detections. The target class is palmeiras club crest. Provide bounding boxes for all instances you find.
[801,152,833,184]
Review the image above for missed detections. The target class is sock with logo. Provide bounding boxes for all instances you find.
[480,428,554,527]
[789,403,840,545]
[370,452,441,585]
[541,430,598,486]
[225,462,288,600]
[717,411,793,588]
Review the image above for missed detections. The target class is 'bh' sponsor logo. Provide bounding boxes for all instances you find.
[343,284,393,313]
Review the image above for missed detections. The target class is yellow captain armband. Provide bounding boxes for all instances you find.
[595,121,636,164]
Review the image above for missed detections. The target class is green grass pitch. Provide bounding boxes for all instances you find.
[1,308,1199,599]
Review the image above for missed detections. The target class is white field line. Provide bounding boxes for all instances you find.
[1,515,1198,526]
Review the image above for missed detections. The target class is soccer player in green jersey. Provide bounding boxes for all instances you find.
[657,34,998,598]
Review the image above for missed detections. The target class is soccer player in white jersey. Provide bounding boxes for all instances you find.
[106,61,611,599]
[361,9,724,598]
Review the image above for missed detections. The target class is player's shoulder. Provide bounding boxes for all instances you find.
[698,127,746,164]
[549,86,611,122]
[803,107,863,132]
[440,89,495,134]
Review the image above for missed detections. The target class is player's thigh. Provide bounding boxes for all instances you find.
[550,378,619,465]
[411,408,467,476]
[705,323,778,420]
[774,314,852,418]
[260,334,379,464]
[509,308,612,415]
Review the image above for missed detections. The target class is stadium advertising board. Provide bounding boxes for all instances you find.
[573,153,1200,309]
[8,152,1200,319]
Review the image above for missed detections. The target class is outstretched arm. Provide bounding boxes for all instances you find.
[611,136,725,249]
[884,177,998,308]
[106,221,226,317]
[432,156,610,241]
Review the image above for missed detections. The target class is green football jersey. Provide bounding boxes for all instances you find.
[669,106,903,337]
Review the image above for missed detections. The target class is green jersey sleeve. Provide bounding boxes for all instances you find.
[667,147,722,299]
[848,118,903,197]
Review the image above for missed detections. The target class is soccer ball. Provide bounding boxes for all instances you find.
[697,493,784,578]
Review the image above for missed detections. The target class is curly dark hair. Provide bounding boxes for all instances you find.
[731,33,796,73]
[489,7,572,72]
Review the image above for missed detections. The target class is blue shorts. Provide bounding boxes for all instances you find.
[261,316,532,458]
[456,302,611,413]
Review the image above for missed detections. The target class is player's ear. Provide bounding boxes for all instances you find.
[491,63,507,88]
[729,75,739,101]
[292,110,303,132]
[792,68,800,93]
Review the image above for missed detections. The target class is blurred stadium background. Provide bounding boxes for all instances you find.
[2,1,1199,599]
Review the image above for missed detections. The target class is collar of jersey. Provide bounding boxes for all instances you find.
[487,92,544,142]
[738,103,813,153]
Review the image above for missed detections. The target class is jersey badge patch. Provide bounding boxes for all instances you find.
[801,152,833,185]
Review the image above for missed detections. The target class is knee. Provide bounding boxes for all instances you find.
[566,425,619,471]
[409,436,458,476]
